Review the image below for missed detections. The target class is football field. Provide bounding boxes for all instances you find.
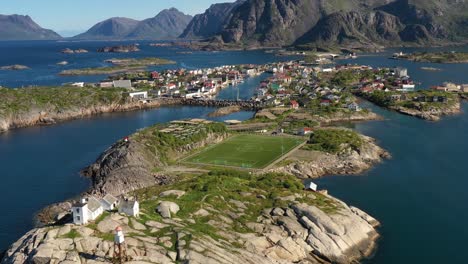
[184,134,305,169]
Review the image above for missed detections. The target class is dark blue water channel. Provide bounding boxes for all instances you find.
[1,41,468,263]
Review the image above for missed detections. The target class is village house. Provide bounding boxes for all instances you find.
[72,194,135,225]
[300,127,314,136]
[394,67,408,78]
[119,199,140,217]
[128,91,148,100]
[71,82,84,87]
[348,102,361,112]
[290,100,299,109]
[72,196,105,225]
[101,194,119,211]
[320,99,332,107]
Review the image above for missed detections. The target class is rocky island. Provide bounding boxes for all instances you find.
[104,57,176,67]
[2,119,386,264]
[61,48,89,54]
[97,45,140,53]
[0,64,29,70]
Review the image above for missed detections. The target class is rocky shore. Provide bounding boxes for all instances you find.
[0,99,180,133]
[1,193,380,264]
[207,105,241,117]
[271,134,390,178]
[390,100,461,121]
[313,110,383,124]
[0,98,264,133]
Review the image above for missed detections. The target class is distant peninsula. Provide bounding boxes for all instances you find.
[59,57,175,76]
[394,52,468,64]
[0,14,61,40]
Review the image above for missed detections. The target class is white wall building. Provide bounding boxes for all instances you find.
[129,91,148,100]
[119,199,140,217]
[87,197,104,221]
[72,199,90,225]
[305,181,318,192]
[101,194,119,211]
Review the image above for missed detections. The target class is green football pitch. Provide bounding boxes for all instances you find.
[184,134,305,169]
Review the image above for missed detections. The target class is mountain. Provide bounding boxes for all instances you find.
[0,14,61,40]
[127,8,193,40]
[72,17,139,40]
[74,8,192,40]
[180,0,246,39]
[190,0,468,48]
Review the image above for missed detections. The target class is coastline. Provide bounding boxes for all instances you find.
[389,100,462,121]
[0,99,179,133]
[0,98,264,134]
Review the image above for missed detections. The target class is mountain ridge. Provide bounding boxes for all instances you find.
[72,8,192,40]
[0,14,62,40]
[182,0,468,49]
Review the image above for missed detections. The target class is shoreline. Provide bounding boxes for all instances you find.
[0,98,264,134]
[355,92,463,122]
[0,99,180,133]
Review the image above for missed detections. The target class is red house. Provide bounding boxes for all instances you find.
[290,100,299,109]
[151,71,160,79]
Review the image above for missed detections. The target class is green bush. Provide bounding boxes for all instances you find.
[306,129,363,153]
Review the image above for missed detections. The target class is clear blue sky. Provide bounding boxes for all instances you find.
[2,0,234,36]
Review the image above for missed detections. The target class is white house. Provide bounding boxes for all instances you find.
[398,84,415,92]
[300,127,313,136]
[119,199,140,217]
[100,194,119,211]
[87,197,104,221]
[305,181,318,192]
[129,91,148,100]
[72,199,90,225]
[348,102,361,112]
[71,82,84,87]
[395,67,408,78]
[72,195,137,225]
[72,197,103,225]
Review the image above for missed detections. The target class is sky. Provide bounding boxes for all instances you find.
[2,0,235,36]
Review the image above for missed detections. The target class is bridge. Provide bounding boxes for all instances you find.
[145,98,268,110]
[180,99,267,110]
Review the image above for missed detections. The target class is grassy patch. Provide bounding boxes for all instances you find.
[0,86,128,117]
[304,129,363,153]
[61,229,81,239]
[184,134,304,169]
